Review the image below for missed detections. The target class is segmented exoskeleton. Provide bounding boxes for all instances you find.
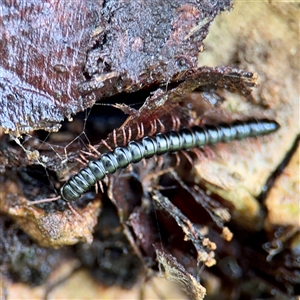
[60,119,279,202]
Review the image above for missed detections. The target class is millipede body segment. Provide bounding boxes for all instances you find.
[60,119,279,202]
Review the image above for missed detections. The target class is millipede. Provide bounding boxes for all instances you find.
[60,119,279,202]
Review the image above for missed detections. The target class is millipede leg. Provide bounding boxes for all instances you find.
[191,148,207,162]
[67,203,83,221]
[136,122,141,139]
[140,122,145,138]
[127,126,132,143]
[27,195,61,205]
[173,115,181,131]
[174,152,181,167]
[141,157,147,168]
[121,127,127,146]
[202,146,215,159]
[149,120,157,136]
[153,119,158,134]
[157,155,165,169]
[79,153,90,164]
[80,150,98,159]
[112,129,118,148]
[171,115,177,131]
[74,157,87,166]
[143,167,174,185]
[94,180,98,194]
[157,118,165,133]
[98,181,105,193]
[87,144,102,157]
[181,150,194,165]
[75,152,90,166]
[101,139,113,151]
[95,181,105,195]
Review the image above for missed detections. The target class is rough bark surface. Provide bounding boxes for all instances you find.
[0,0,232,135]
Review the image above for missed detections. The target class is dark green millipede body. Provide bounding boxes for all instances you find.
[60,119,280,202]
